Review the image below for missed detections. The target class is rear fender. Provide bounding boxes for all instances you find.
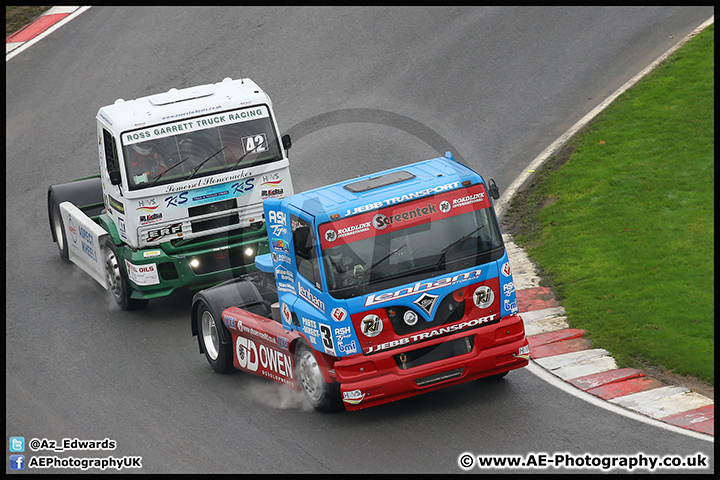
[47,176,104,242]
[191,278,269,352]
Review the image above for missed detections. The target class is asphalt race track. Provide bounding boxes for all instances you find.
[6,6,714,473]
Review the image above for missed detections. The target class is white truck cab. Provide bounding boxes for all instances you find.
[49,77,293,309]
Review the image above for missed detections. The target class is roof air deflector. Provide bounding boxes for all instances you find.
[344,170,416,193]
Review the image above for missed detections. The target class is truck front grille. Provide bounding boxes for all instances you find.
[191,213,240,232]
[394,336,474,370]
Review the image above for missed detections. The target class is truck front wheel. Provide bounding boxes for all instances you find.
[104,240,148,310]
[196,301,233,373]
[295,343,341,413]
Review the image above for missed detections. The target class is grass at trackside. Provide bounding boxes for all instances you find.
[504,25,714,384]
[5,6,52,37]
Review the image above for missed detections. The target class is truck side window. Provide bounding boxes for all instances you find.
[102,129,119,174]
[292,215,321,289]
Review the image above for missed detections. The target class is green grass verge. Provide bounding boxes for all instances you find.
[6,6,52,37]
[504,25,714,383]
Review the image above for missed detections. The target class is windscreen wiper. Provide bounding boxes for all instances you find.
[185,146,228,180]
[149,156,189,186]
[222,135,274,174]
[353,244,406,295]
[431,224,485,273]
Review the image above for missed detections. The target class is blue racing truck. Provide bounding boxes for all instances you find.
[191,152,529,411]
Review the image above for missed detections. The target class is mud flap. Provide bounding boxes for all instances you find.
[60,201,109,289]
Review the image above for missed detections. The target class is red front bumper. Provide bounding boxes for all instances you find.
[334,314,529,411]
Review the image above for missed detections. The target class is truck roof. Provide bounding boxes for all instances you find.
[286,152,486,222]
[96,77,272,134]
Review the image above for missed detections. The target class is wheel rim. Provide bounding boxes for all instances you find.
[200,310,220,361]
[52,204,64,250]
[104,246,123,302]
[298,349,324,403]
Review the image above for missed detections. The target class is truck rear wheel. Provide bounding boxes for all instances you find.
[196,301,233,373]
[49,196,70,263]
[104,240,148,310]
[295,343,341,413]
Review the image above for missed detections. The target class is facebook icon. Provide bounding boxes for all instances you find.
[9,454,25,470]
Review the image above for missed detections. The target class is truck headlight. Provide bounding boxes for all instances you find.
[244,247,254,257]
[189,258,200,268]
[403,310,418,326]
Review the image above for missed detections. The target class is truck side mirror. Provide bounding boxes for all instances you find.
[282,134,292,151]
[109,170,122,185]
[488,179,500,200]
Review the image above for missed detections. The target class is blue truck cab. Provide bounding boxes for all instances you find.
[265,151,529,408]
[192,152,529,411]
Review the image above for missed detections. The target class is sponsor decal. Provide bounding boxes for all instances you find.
[277,336,290,350]
[126,106,270,145]
[342,181,461,217]
[118,217,127,240]
[124,260,160,286]
[365,314,497,354]
[360,315,383,338]
[504,299,518,314]
[139,212,163,225]
[501,261,512,277]
[143,250,162,258]
[164,179,254,208]
[108,196,125,215]
[343,389,366,405]
[261,177,284,198]
[163,169,252,194]
[331,307,348,322]
[223,313,238,330]
[473,285,495,309]
[70,222,99,264]
[413,292,438,315]
[373,202,437,230]
[146,223,182,242]
[364,269,483,307]
[271,238,290,254]
[302,317,320,342]
[281,302,292,324]
[267,210,287,236]
[275,265,294,283]
[320,183,491,249]
[503,281,515,298]
[515,345,530,361]
[236,336,294,384]
[298,283,325,313]
[334,325,358,355]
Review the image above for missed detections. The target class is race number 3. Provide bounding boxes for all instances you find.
[320,324,334,351]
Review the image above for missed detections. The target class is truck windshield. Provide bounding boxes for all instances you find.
[121,105,283,190]
[319,184,504,299]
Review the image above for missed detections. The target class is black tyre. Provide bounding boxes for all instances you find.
[196,301,233,373]
[295,343,341,412]
[49,196,70,263]
[103,240,148,310]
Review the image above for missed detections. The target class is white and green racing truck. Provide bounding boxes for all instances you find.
[47,77,293,309]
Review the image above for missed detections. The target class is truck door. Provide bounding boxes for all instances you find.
[289,210,336,357]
